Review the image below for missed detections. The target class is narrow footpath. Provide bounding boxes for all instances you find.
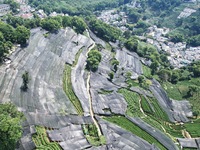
[86,72,102,137]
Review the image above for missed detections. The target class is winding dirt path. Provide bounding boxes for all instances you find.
[86,72,102,136]
[85,36,103,136]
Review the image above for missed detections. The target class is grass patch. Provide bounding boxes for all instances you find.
[104,116,167,150]
[32,126,61,150]
[162,78,200,113]
[184,119,200,137]
[142,116,184,138]
[126,78,139,87]
[105,42,112,51]
[143,97,169,121]
[118,88,142,117]
[142,64,152,78]
[63,64,83,115]
[82,124,106,146]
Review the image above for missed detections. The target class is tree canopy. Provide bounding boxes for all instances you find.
[0,103,24,150]
[86,50,102,72]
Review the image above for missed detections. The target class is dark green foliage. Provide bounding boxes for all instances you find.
[168,32,184,43]
[86,50,102,72]
[157,69,171,82]
[4,0,20,13]
[41,18,61,33]
[88,18,122,42]
[187,34,200,47]
[127,9,141,23]
[15,26,30,45]
[150,61,159,75]
[28,0,124,15]
[111,59,119,72]
[124,37,138,52]
[108,72,114,81]
[0,103,24,150]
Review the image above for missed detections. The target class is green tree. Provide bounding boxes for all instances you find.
[21,71,30,91]
[86,50,102,72]
[111,59,119,72]
[124,38,138,52]
[157,69,171,82]
[15,26,30,45]
[0,103,24,150]
[150,61,159,74]
[171,71,180,84]
[72,17,87,34]
[187,85,198,97]
[108,72,114,81]
[41,19,61,33]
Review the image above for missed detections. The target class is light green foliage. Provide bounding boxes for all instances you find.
[32,126,61,150]
[82,124,106,146]
[118,88,142,117]
[104,116,167,150]
[142,64,152,78]
[63,65,83,115]
[162,78,200,113]
[86,50,102,72]
[72,17,87,34]
[0,103,24,150]
[141,97,169,121]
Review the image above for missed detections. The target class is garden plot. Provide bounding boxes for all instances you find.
[47,124,91,150]
[150,79,192,123]
[98,119,159,150]
[90,72,127,115]
[127,117,178,150]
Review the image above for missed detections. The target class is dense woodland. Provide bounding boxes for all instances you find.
[28,0,128,15]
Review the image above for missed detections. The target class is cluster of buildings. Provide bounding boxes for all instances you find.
[97,10,128,31]
[0,4,10,16]
[146,26,200,68]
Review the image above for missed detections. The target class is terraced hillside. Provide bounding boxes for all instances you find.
[1,26,199,150]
